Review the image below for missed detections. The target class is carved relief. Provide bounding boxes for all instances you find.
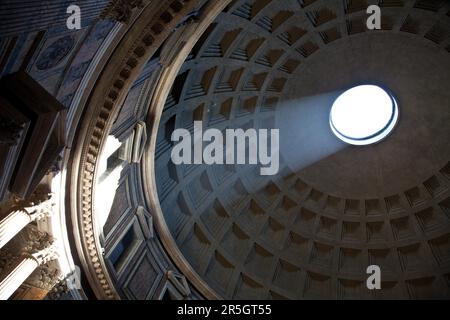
[24,199,54,222]
[12,187,54,221]
[0,249,17,276]
[22,228,58,265]
[101,0,146,24]
[36,35,75,71]
[26,265,61,292]
[166,270,191,297]
[46,278,69,300]
[0,227,58,284]
[46,266,82,300]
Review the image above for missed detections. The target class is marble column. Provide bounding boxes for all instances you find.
[0,196,53,249]
[0,233,58,300]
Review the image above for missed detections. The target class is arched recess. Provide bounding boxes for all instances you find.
[141,1,233,300]
[66,0,201,299]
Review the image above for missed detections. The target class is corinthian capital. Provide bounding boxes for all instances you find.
[22,229,58,265]
[23,199,54,222]
[14,191,54,221]
[29,244,59,265]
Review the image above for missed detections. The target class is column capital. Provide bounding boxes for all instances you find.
[23,200,54,222]
[22,229,58,265]
[26,265,62,291]
[16,191,54,221]
[29,244,59,265]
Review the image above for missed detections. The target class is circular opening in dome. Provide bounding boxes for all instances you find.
[330,84,399,146]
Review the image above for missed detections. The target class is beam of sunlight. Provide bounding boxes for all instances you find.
[275,90,347,173]
[96,135,125,231]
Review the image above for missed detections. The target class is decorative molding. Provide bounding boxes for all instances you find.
[46,278,69,300]
[166,270,191,297]
[0,71,66,199]
[0,190,54,249]
[135,206,153,240]
[131,121,147,163]
[0,227,58,277]
[68,0,199,300]
[25,265,61,292]
[141,0,235,300]
[101,0,147,24]
[117,121,148,163]
[22,198,55,222]
[17,186,52,207]
[46,265,82,300]
[35,35,76,71]
[22,228,58,265]
[0,228,58,300]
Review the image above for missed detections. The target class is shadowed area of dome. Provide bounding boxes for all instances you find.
[153,0,450,300]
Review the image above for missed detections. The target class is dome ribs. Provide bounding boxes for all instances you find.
[344,0,368,14]
[256,10,294,33]
[242,72,268,92]
[305,7,337,27]
[200,199,230,237]
[296,40,319,57]
[338,248,363,274]
[151,0,450,300]
[277,26,307,46]
[319,26,341,44]
[215,67,245,93]
[232,2,253,20]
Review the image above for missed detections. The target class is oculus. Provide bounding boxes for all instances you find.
[329,84,399,146]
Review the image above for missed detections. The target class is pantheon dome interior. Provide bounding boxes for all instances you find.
[0,0,450,301]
